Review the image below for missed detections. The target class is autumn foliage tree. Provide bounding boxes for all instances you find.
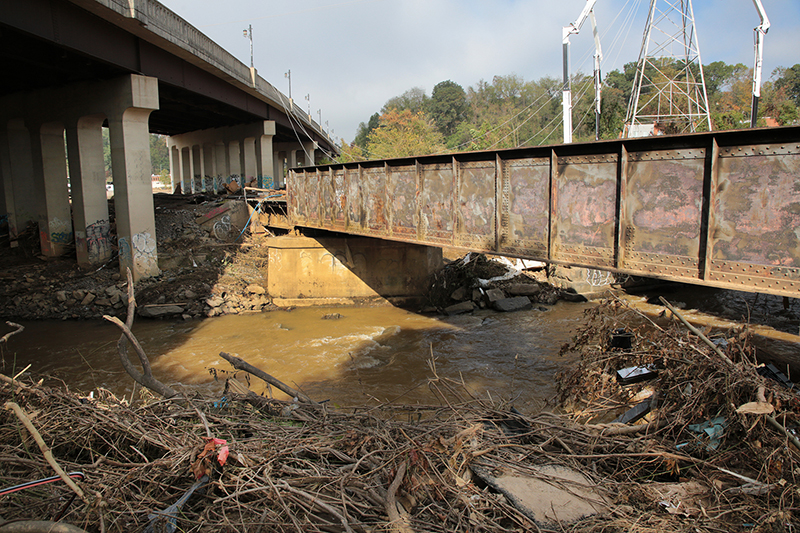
[365,109,446,159]
[338,61,799,164]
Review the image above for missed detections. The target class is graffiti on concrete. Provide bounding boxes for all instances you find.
[133,231,158,276]
[258,175,274,189]
[119,231,159,277]
[86,219,111,263]
[585,268,613,287]
[48,217,74,244]
[118,236,131,269]
[268,251,283,272]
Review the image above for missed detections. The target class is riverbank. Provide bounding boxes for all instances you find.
[0,194,568,322]
[1,299,796,532]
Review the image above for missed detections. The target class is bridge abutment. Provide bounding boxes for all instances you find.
[266,235,442,307]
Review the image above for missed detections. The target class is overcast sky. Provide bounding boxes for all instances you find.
[157,0,800,144]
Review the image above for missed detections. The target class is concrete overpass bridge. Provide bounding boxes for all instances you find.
[288,126,800,299]
[0,0,337,279]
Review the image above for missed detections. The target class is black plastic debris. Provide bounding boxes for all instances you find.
[612,400,651,424]
[758,363,796,391]
[609,329,634,350]
[616,365,658,385]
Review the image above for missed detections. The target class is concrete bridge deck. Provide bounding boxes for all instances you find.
[289,126,800,299]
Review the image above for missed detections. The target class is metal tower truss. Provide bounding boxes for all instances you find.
[625,0,712,136]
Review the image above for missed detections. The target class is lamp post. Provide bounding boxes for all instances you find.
[285,70,292,101]
[242,25,253,68]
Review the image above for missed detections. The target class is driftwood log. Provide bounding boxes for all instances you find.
[219,351,317,405]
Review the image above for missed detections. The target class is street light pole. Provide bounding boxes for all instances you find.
[285,70,292,102]
[242,25,253,68]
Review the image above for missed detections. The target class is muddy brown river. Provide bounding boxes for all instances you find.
[0,302,591,413]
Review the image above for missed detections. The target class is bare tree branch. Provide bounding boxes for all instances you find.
[104,268,179,400]
[219,352,316,405]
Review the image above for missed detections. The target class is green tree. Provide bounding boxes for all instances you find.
[150,134,169,175]
[366,109,446,159]
[775,64,800,107]
[382,87,428,114]
[426,80,469,143]
[353,113,380,150]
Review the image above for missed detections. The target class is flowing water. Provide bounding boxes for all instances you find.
[0,302,591,414]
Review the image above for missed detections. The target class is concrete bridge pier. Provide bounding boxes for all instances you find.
[0,74,161,281]
[1,120,38,241]
[167,121,277,193]
[273,142,318,188]
[30,122,74,258]
[67,115,112,268]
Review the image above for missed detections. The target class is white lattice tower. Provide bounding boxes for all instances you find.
[625,0,712,136]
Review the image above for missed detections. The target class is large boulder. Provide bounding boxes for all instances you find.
[493,296,532,312]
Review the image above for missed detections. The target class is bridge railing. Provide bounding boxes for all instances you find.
[289,126,800,298]
[85,0,335,150]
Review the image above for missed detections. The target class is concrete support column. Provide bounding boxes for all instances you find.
[108,77,159,280]
[169,145,180,193]
[288,148,299,170]
[4,120,38,240]
[303,141,317,166]
[257,122,275,189]
[275,151,286,188]
[202,143,214,191]
[214,142,227,191]
[228,141,241,185]
[192,144,202,192]
[242,137,257,185]
[180,147,191,194]
[30,122,73,257]
[0,129,16,240]
[67,115,111,267]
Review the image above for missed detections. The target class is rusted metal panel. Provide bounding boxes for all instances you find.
[499,156,550,259]
[289,168,308,225]
[345,166,363,231]
[363,166,388,234]
[329,168,347,230]
[319,168,334,227]
[620,148,705,279]
[708,143,800,294]
[455,160,496,250]
[387,164,417,237]
[419,162,455,244]
[551,153,618,268]
[306,169,321,224]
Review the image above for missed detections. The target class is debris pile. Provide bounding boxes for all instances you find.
[558,297,800,529]
[1,298,799,532]
[426,253,561,314]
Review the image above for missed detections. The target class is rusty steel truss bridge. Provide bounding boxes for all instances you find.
[288,126,800,298]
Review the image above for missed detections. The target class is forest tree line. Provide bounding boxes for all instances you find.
[337,61,800,163]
